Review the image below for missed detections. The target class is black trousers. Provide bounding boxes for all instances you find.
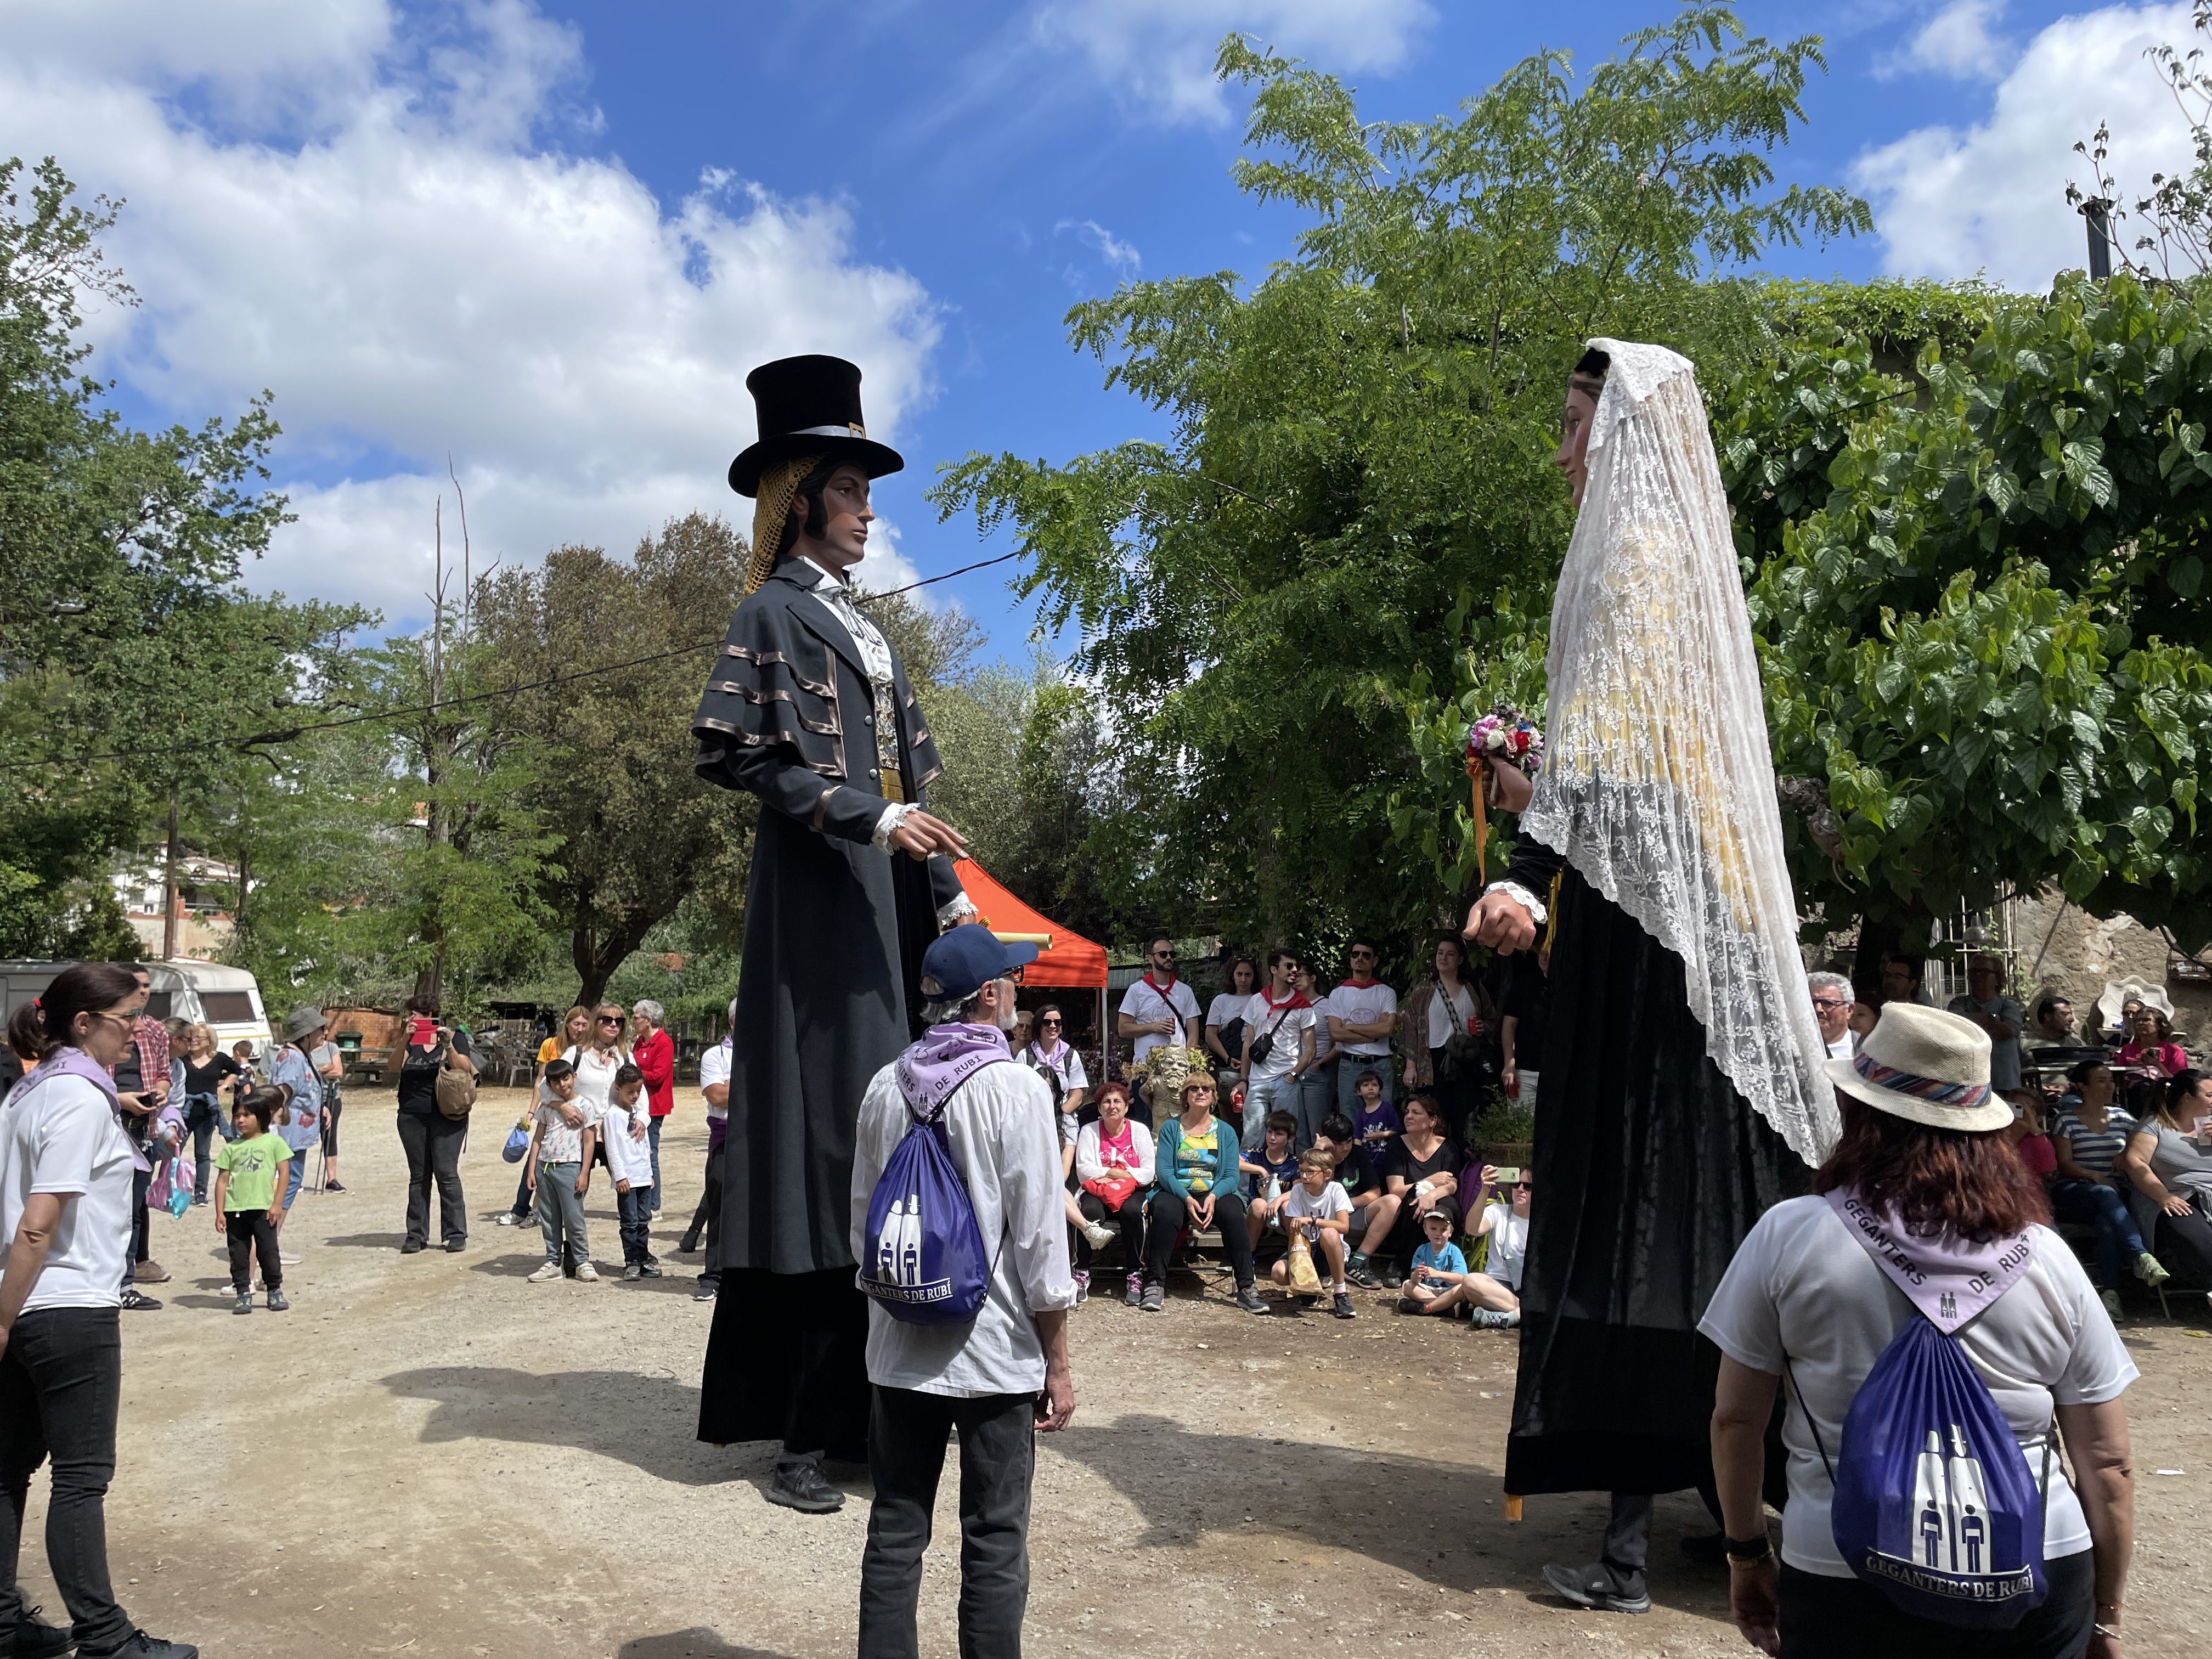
[394,1111,467,1246]
[1143,1188,1254,1287]
[0,1307,133,1654]
[696,1268,869,1461]
[859,1387,1035,1659]
[1076,1188,1147,1273]
[225,1209,281,1292]
[1777,1549,2093,1657]
[2152,1192,2212,1281]
[183,1097,222,1201]
[125,1165,151,1280]
[689,1140,725,1281]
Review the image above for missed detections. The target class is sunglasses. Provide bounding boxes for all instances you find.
[1039,1017,1062,1027]
[597,1015,624,1025]
[1810,997,1847,1011]
[1151,951,1176,960]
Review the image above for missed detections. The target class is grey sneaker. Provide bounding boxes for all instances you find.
[622,1263,643,1280]
[265,1289,289,1312]
[639,1261,664,1278]
[1542,1561,1650,1615]
[231,1291,254,1316]
[1233,1283,1271,1316]
[1474,1307,1521,1330]
[1124,1274,1144,1307]
[1332,1290,1357,1319]
[2136,1251,2171,1286]
[1139,1280,1165,1312]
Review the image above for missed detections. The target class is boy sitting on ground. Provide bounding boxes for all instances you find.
[1241,1109,1301,1252]
[1313,1111,1387,1255]
[1268,1147,1357,1319]
[1398,1208,1471,1316]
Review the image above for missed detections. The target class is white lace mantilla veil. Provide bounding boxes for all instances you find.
[1518,338,1839,1166]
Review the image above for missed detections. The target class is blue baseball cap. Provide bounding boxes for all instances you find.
[918,924,1040,1002]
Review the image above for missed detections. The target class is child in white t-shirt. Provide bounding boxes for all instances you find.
[524,1060,598,1282]
[1269,1148,1356,1319]
[603,1063,659,1279]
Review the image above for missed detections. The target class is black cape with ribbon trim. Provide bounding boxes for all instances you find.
[691,555,965,1455]
[1498,838,1809,1499]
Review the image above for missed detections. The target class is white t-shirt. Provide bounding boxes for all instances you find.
[1481,1200,1528,1290]
[1279,1180,1351,1229]
[1324,981,1399,1058]
[1242,992,1315,1081]
[699,1037,731,1120]
[1423,981,1477,1049]
[1699,1196,2137,1578]
[0,1070,136,1313]
[1119,978,1201,1065]
[1204,992,1250,1046]
[601,1101,653,1189]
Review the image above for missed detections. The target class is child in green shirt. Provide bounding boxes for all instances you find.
[213,1093,292,1314]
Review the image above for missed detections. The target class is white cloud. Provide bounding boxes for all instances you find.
[1876,0,2015,80]
[1853,2,2197,287]
[1054,217,1142,276]
[1031,0,1435,126]
[0,0,942,622]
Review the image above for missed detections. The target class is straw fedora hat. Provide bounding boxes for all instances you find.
[1825,1001,2011,1132]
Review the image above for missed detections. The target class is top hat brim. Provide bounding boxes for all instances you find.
[729,432,905,497]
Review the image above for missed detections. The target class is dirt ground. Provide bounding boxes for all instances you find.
[16,1084,2209,1658]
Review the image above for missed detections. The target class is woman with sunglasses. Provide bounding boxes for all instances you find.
[565,1006,631,1117]
[1,963,200,1659]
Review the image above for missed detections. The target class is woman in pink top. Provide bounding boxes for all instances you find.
[2116,1007,2187,1079]
[1074,1081,1155,1307]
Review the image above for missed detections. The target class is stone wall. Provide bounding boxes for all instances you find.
[2008,889,2211,1043]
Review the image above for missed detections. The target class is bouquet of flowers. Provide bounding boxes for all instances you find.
[1465,703,1544,777]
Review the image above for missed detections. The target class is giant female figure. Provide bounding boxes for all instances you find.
[1465,341,1838,1611]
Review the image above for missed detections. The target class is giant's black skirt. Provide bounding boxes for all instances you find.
[1504,864,1808,1498]
[697,1267,870,1462]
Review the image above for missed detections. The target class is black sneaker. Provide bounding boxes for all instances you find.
[1345,1261,1379,1290]
[1331,1290,1357,1319]
[81,1633,200,1658]
[639,1261,664,1278]
[118,1288,161,1312]
[1396,1295,1426,1314]
[676,1232,701,1254]
[1380,1262,1405,1290]
[1233,1283,1271,1315]
[444,1236,466,1252]
[693,1280,718,1302]
[5,1602,75,1657]
[1541,1562,1650,1615]
[266,1289,290,1312]
[230,1291,253,1316]
[399,1240,426,1255]
[322,1180,347,1194]
[765,1460,844,1514]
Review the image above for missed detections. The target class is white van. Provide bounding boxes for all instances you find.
[0,960,272,1059]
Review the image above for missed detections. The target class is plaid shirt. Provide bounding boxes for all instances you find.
[127,1015,170,1095]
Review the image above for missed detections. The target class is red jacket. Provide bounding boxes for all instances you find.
[635,1026,675,1117]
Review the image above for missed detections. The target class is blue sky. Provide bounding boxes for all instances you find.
[1,0,2196,653]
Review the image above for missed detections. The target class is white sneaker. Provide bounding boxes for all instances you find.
[1081,1221,1116,1249]
[495,1211,522,1227]
[574,1261,600,1282]
[527,1262,562,1283]
[279,1251,302,1266]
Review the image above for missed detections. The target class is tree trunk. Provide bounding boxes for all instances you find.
[572,911,657,1011]
[161,782,180,960]
[413,723,455,1009]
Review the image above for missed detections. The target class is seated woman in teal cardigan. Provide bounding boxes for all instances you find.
[1138,1075,1269,1316]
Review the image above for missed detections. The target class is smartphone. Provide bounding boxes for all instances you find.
[409,1016,437,1047]
[1491,1166,1522,1187]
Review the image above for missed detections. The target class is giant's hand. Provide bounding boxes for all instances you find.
[889,810,968,862]
[1464,890,1537,954]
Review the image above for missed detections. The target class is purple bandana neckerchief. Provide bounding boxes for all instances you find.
[1826,1187,2035,1335]
[896,1024,1011,1121]
[11,1046,121,1112]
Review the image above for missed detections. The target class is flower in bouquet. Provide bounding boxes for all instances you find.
[1465,703,1544,778]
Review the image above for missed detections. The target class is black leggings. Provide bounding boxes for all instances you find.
[2152,1191,2212,1280]
[320,1096,342,1158]
[225,1209,280,1292]
[1076,1188,1147,1273]
[1143,1188,1254,1288]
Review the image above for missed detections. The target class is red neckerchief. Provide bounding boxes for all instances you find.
[1339,976,1379,991]
[1259,985,1311,1013]
[1141,971,1179,997]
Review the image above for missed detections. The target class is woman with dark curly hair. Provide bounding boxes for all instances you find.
[1704,1005,2136,1658]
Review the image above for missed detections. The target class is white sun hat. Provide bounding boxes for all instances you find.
[1824,1002,2012,1132]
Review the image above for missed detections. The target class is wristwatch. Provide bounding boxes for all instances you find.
[1724,1532,1773,1565]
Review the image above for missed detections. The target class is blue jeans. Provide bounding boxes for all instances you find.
[646,1116,664,1213]
[1243,1074,1297,1153]
[281,1148,309,1209]
[1334,1054,1393,1117]
[617,1185,652,1265]
[2050,1179,2145,1290]
[1295,1062,1338,1149]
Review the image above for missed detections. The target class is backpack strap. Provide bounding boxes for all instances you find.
[1779,1352,1838,1488]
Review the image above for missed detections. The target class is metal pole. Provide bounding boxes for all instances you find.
[2083,201,2113,280]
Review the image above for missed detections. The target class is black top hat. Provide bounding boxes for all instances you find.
[727,354,905,497]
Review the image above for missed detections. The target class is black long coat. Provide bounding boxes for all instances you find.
[692,557,965,1277]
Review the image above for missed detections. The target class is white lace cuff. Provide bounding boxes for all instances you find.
[1483,879,1548,927]
[871,801,916,853]
[937,892,980,930]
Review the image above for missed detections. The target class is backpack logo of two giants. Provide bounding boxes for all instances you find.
[869,1192,955,1306]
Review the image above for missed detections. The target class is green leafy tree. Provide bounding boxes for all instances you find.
[473,514,753,1008]
[931,8,1864,961]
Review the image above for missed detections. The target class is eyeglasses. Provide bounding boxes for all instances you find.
[1150,950,1175,960]
[1810,997,1847,1012]
[1350,949,1376,958]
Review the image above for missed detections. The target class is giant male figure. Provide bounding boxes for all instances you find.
[692,355,973,1514]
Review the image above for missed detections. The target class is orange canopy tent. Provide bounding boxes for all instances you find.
[952,859,1107,989]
